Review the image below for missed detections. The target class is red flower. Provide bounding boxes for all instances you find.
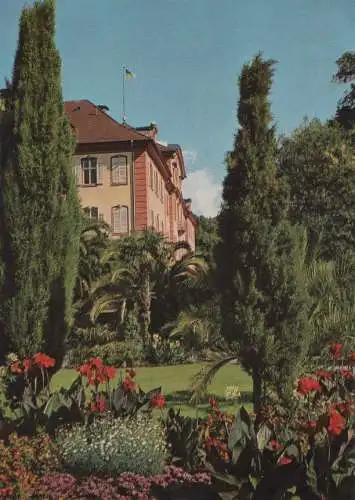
[297,376,322,396]
[269,440,281,451]
[315,368,332,381]
[349,352,355,364]
[91,358,103,369]
[23,359,32,373]
[122,376,136,393]
[340,369,353,379]
[278,455,292,465]
[90,402,97,412]
[330,343,342,360]
[97,397,106,413]
[151,393,166,409]
[33,353,55,369]
[77,362,90,377]
[10,361,22,374]
[126,368,136,378]
[328,408,345,436]
[104,366,117,380]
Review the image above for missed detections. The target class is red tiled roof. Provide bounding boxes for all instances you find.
[64,100,147,143]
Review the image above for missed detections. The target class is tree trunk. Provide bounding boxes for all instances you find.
[252,368,263,413]
[139,274,151,346]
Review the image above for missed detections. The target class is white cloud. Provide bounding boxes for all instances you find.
[183,169,222,217]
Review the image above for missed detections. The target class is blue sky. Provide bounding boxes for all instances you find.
[0,0,353,216]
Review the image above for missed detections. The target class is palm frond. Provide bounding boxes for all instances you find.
[189,355,237,405]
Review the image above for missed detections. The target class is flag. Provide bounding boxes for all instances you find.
[124,67,136,79]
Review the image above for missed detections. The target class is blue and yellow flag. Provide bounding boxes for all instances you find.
[125,68,136,79]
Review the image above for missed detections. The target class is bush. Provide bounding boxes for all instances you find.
[93,340,144,367]
[0,433,59,498]
[57,414,167,476]
[36,467,212,499]
[145,337,187,366]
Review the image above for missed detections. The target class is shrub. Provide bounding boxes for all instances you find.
[92,340,144,367]
[57,414,167,476]
[203,343,355,499]
[35,467,212,499]
[145,337,187,366]
[0,433,59,498]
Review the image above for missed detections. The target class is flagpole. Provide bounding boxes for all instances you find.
[122,65,126,123]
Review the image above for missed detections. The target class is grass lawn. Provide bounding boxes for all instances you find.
[52,363,253,417]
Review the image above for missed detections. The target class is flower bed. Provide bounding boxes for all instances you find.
[0,344,354,499]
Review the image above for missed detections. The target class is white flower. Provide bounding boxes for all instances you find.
[224,385,241,401]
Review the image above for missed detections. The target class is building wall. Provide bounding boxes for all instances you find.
[134,149,148,230]
[147,153,169,238]
[72,143,196,251]
[73,151,133,232]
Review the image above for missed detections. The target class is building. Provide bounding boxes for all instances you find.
[64,100,196,251]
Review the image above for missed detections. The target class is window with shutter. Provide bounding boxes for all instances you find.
[111,156,128,185]
[81,157,98,185]
[112,206,129,234]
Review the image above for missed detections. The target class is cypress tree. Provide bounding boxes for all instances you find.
[0,0,81,364]
[216,55,309,409]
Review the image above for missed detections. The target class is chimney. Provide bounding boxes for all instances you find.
[136,122,158,142]
[184,198,192,212]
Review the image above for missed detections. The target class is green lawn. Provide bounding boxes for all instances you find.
[52,363,252,417]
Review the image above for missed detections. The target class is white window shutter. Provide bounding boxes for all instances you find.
[97,158,103,184]
[121,206,128,233]
[118,161,127,184]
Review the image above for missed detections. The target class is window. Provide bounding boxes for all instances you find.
[112,205,129,234]
[83,206,99,221]
[149,164,153,189]
[150,210,154,227]
[162,221,164,234]
[156,214,159,231]
[81,157,98,185]
[160,181,164,202]
[111,156,128,185]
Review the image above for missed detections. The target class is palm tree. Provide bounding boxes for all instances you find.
[75,216,110,302]
[90,229,208,345]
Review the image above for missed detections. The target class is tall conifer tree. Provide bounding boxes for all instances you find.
[0,0,81,363]
[216,55,309,409]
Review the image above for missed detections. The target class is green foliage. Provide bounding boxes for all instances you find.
[279,118,355,258]
[165,408,205,472]
[57,414,167,476]
[0,0,81,362]
[203,346,355,499]
[216,54,310,409]
[195,216,219,269]
[92,340,144,367]
[75,217,109,302]
[144,337,187,365]
[91,229,208,344]
[333,51,355,132]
